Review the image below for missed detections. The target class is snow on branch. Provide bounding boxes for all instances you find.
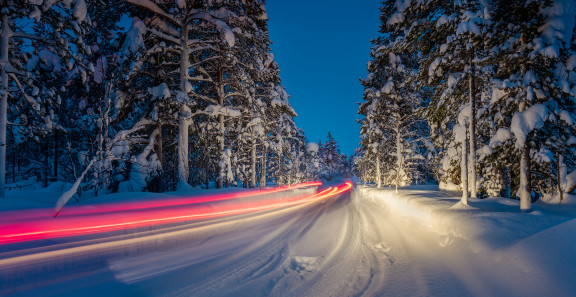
[510,104,548,149]
[124,0,177,25]
[54,118,151,216]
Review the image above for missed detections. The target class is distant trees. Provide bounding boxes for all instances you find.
[316,132,352,181]
[358,0,576,211]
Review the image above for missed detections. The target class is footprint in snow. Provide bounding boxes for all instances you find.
[287,256,323,274]
[371,242,394,264]
[439,235,453,247]
[373,242,391,253]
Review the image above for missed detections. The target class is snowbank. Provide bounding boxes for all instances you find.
[354,187,576,296]
[356,185,574,249]
[354,185,576,296]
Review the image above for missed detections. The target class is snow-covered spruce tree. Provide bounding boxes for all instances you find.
[305,141,320,181]
[406,0,492,199]
[358,0,431,190]
[268,110,303,186]
[353,146,372,184]
[357,89,388,187]
[63,1,131,196]
[486,0,576,210]
[317,132,343,181]
[561,18,576,201]
[0,0,94,197]
[225,0,278,188]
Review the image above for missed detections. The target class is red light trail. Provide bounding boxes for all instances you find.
[0,181,352,245]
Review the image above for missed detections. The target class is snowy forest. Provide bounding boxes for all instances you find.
[356,0,576,211]
[3,1,576,295]
[4,0,576,215]
[0,0,355,205]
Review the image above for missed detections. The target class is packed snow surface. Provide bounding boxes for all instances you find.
[1,185,575,296]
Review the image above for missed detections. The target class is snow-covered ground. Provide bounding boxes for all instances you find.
[1,185,575,296]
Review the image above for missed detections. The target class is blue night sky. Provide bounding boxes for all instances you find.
[266,1,382,155]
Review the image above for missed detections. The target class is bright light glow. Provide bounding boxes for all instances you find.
[0,181,352,245]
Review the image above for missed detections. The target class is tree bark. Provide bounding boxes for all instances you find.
[54,130,58,178]
[395,124,402,193]
[216,67,225,189]
[557,152,564,203]
[154,122,164,192]
[468,48,477,199]
[43,142,49,188]
[0,14,10,197]
[375,146,381,188]
[177,24,190,189]
[461,121,469,205]
[260,145,266,188]
[250,141,256,188]
[519,145,532,211]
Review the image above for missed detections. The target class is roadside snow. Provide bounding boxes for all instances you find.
[357,185,576,296]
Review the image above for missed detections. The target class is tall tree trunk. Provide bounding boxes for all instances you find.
[216,68,225,189]
[0,14,10,198]
[395,125,403,193]
[468,48,477,199]
[519,145,532,211]
[557,152,564,203]
[11,151,15,183]
[177,24,190,189]
[154,122,164,192]
[278,152,282,186]
[556,153,568,203]
[54,130,58,179]
[250,141,256,188]
[43,142,49,188]
[375,146,381,188]
[260,146,266,188]
[461,122,469,205]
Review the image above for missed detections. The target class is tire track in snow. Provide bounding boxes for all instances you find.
[126,196,334,297]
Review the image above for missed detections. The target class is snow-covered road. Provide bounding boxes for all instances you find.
[2,186,574,296]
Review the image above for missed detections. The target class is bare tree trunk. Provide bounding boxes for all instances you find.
[154,122,164,192]
[11,151,15,183]
[395,124,403,193]
[177,25,190,189]
[461,120,469,205]
[54,130,58,179]
[519,145,532,211]
[260,146,266,188]
[43,142,49,188]
[0,14,10,198]
[216,67,225,189]
[557,152,564,203]
[250,142,256,188]
[375,147,381,188]
[278,153,282,186]
[468,48,477,199]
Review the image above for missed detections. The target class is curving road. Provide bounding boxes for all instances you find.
[1,187,486,297]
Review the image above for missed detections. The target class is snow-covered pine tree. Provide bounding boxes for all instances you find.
[358,0,430,190]
[357,87,388,187]
[406,0,491,198]
[487,0,576,210]
[0,0,93,197]
[317,132,342,181]
[67,1,129,195]
[305,141,320,181]
[123,0,237,189]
